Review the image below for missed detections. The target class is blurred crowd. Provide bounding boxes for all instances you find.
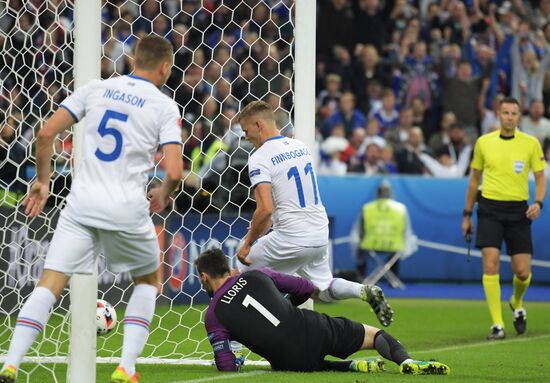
[0,0,294,213]
[1,0,550,213]
[315,0,550,178]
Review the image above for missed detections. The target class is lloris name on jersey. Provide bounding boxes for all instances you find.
[219,277,247,304]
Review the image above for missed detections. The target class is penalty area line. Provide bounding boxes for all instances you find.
[414,333,550,354]
[173,370,269,383]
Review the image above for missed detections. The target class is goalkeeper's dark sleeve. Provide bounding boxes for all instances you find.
[209,338,239,371]
[260,268,314,306]
[205,305,238,371]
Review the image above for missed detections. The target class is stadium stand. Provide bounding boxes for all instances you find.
[2,0,550,213]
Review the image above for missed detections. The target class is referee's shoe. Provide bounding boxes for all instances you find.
[509,302,527,335]
[487,325,505,340]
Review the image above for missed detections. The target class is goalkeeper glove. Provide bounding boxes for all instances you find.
[231,341,245,370]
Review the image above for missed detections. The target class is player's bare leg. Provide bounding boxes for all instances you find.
[0,270,69,382]
[38,270,71,298]
[112,269,159,383]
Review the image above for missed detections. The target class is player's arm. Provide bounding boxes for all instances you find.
[462,139,483,236]
[148,143,183,213]
[148,101,183,212]
[247,183,273,241]
[464,169,482,211]
[23,108,76,216]
[36,108,76,182]
[237,183,273,265]
[209,336,240,372]
[526,170,547,220]
[533,170,547,204]
[261,268,316,306]
[205,311,241,371]
[526,140,547,220]
[462,168,482,236]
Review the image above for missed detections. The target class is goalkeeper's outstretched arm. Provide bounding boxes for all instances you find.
[205,311,241,372]
[208,337,241,372]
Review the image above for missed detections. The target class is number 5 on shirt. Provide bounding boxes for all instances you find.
[95,110,128,162]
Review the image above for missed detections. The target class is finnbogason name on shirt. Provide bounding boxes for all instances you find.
[270,147,311,166]
[103,89,146,108]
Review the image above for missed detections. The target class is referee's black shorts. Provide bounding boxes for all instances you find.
[476,196,532,255]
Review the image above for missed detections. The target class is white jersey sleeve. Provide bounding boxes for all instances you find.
[248,154,272,187]
[60,79,101,121]
[159,102,183,146]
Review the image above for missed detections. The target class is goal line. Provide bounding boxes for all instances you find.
[0,356,270,366]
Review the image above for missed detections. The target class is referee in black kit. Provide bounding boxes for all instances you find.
[461,97,547,340]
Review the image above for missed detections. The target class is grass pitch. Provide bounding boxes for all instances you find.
[3,297,550,382]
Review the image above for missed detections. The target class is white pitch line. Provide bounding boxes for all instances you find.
[173,370,269,383]
[333,236,550,268]
[417,239,550,268]
[414,333,550,354]
[172,334,550,382]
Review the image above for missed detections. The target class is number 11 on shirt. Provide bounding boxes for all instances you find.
[287,162,319,208]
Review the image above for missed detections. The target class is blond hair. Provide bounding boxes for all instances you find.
[237,100,274,123]
[134,35,173,70]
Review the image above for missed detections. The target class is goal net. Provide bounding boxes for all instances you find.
[0,0,296,381]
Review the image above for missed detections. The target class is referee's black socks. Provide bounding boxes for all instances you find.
[373,330,410,365]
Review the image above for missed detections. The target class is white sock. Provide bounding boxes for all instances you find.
[3,287,57,370]
[318,278,363,302]
[119,283,157,376]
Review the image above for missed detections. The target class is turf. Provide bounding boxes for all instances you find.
[2,297,550,382]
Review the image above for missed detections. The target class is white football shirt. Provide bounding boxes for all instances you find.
[248,136,329,246]
[60,74,182,231]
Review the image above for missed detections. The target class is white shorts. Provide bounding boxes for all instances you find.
[44,210,160,277]
[239,231,333,290]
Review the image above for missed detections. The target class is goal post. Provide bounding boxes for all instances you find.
[0,0,318,380]
[67,2,101,382]
[294,0,317,311]
[294,0,316,152]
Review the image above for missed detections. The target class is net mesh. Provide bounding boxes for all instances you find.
[0,0,294,381]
